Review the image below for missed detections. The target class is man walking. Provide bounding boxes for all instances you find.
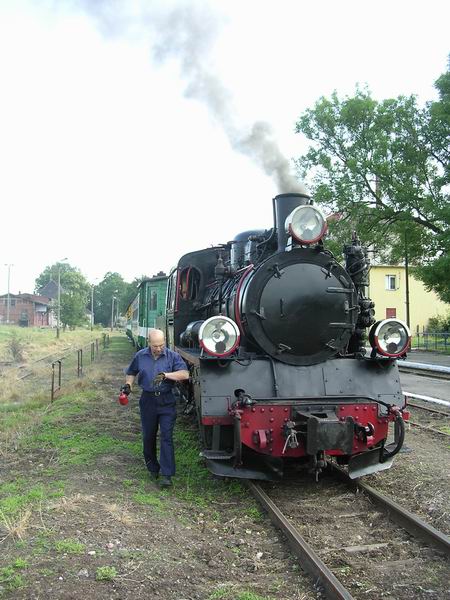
[122,329,189,487]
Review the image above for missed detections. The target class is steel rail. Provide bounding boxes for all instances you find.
[246,481,355,600]
[408,420,450,437]
[330,464,450,556]
[408,401,450,417]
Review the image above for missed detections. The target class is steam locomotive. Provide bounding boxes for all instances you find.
[164,192,411,480]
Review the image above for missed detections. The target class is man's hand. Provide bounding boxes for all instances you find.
[120,383,132,396]
[152,372,166,387]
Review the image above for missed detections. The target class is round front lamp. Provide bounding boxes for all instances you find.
[285,205,328,245]
[369,319,411,357]
[199,316,240,357]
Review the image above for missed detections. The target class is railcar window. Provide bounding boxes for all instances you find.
[150,290,157,311]
[179,267,201,301]
[168,270,178,311]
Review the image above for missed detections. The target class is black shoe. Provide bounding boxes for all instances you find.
[159,476,172,488]
[149,471,159,481]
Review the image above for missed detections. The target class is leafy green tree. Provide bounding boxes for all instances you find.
[94,272,129,327]
[35,263,90,328]
[295,65,450,302]
[60,271,91,328]
[35,262,78,292]
[93,273,152,327]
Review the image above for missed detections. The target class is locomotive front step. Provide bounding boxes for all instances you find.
[200,450,234,461]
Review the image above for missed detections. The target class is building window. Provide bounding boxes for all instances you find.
[385,275,397,291]
[10,299,16,307]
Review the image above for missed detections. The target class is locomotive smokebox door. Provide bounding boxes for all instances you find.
[242,250,357,366]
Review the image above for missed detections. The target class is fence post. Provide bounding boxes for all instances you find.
[96,339,99,356]
[91,342,95,362]
[77,349,83,377]
[51,363,55,401]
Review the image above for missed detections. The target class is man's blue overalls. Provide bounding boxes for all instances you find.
[125,347,188,477]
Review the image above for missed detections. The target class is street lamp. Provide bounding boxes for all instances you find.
[90,279,99,332]
[91,285,94,332]
[4,264,13,325]
[56,258,68,339]
[111,290,118,332]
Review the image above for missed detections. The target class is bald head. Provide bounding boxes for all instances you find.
[148,329,165,357]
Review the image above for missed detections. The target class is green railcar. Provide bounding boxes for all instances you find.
[125,274,168,349]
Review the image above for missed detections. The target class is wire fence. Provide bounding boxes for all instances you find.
[412,331,450,352]
[9,333,111,402]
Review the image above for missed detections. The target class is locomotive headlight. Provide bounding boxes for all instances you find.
[369,319,411,357]
[285,205,328,245]
[199,316,240,357]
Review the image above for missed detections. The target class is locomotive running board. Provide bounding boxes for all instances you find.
[348,447,394,479]
[205,458,283,481]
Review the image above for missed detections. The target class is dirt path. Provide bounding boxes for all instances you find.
[0,336,316,600]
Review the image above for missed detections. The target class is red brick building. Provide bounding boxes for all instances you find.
[0,293,52,326]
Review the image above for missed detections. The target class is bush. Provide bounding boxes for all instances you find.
[427,313,450,333]
[8,333,25,363]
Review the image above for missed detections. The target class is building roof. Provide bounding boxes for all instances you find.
[38,280,64,299]
[18,293,51,305]
[0,293,50,306]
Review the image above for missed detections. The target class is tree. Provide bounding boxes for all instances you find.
[35,263,91,328]
[60,271,91,329]
[295,65,450,302]
[94,272,129,327]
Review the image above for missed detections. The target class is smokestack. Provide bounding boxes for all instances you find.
[274,192,310,252]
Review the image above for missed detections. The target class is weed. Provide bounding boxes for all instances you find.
[0,562,27,592]
[96,566,117,581]
[12,558,28,569]
[7,333,25,363]
[54,539,85,554]
[0,508,32,540]
[208,586,273,600]
[245,506,263,521]
[133,491,165,512]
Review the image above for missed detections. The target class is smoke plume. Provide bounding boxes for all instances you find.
[79,0,307,194]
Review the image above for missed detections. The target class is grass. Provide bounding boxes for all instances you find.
[54,539,85,554]
[208,586,274,600]
[0,559,28,592]
[133,491,165,512]
[0,481,64,520]
[96,566,117,581]
[0,326,110,364]
[0,335,269,600]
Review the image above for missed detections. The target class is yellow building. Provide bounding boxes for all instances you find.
[367,265,449,334]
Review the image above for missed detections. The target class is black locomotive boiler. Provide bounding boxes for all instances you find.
[165,192,411,480]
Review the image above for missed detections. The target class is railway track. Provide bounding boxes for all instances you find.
[406,399,450,437]
[247,466,450,600]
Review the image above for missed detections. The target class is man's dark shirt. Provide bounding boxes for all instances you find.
[125,347,187,393]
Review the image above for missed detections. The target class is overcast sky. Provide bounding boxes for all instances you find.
[1,0,448,294]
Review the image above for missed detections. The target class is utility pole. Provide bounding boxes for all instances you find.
[405,231,410,328]
[110,296,116,332]
[4,264,13,324]
[56,258,67,339]
[91,285,94,331]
